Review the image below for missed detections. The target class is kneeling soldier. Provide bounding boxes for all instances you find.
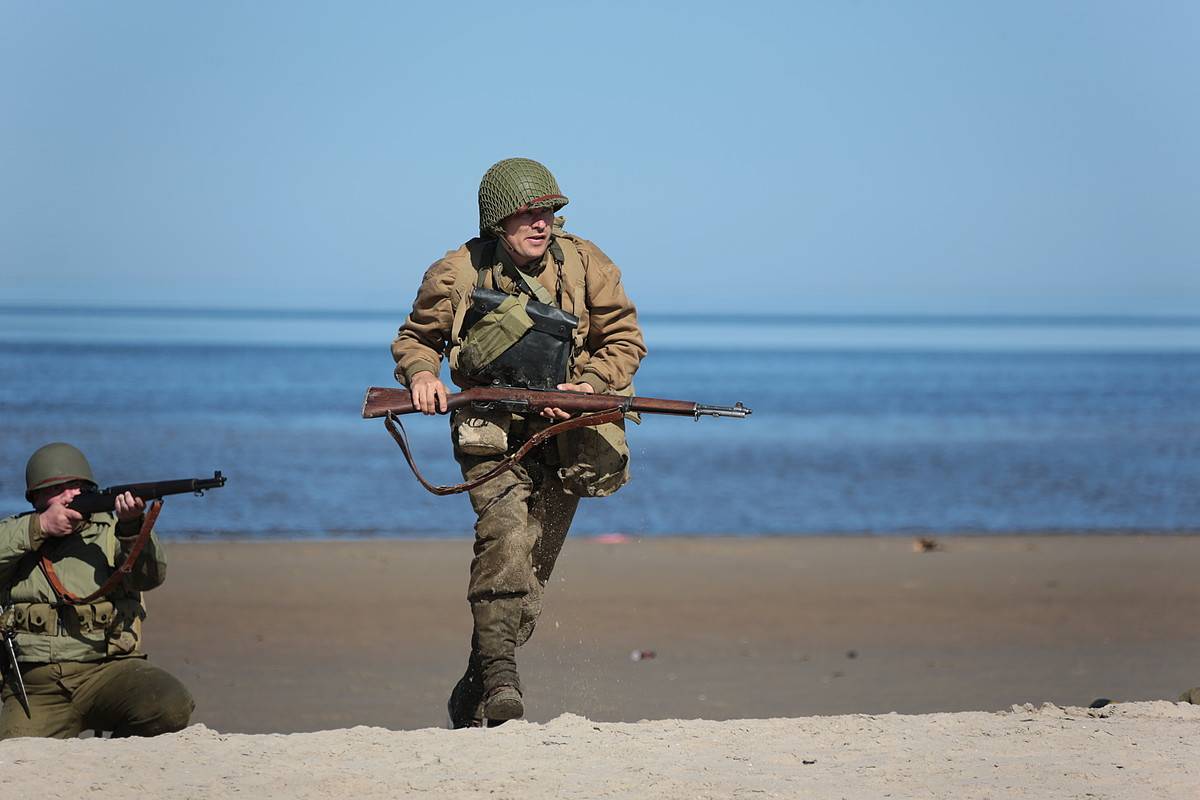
[0,443,194,739]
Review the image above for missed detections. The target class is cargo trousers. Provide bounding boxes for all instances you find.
[456,433,580,646]
[446,416,580,723]
[0,657,194,739]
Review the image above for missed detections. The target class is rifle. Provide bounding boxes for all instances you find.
[36,472,228,607]
[362,386,750,495]
[0,605,30,718]
[362,386,751,421]
[67,472,227,514]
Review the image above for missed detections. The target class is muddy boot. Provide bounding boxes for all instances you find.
[446,652,484,729]
[471,596,524,723]
[483,685,523,723]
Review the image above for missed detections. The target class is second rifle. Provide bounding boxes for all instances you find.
[362,385,750,496]
[362,386,751,421]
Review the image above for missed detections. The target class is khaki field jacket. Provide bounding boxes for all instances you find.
[391,232,646,394]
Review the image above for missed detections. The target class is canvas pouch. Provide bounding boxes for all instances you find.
[452,406,512,456]
[456,293,535,376]
[557,418,630,497]
[556,384,637,497]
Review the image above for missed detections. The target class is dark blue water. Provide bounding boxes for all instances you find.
[2,330,1198,538]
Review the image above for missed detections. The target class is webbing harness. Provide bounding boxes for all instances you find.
[405,234,599,495]
[477,237,567,309]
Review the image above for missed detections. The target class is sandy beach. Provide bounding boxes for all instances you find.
[2,703,1196,799]
[4,535,1200,797]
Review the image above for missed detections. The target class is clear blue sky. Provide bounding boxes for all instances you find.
[2,1,1197,314]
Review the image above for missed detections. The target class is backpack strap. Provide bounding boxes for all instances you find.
[445,240,494,370]
[550,233,588,360]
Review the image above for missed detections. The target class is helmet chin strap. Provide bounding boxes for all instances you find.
[496,227,544,270]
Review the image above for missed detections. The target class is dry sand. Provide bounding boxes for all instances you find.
[1,702,1196,799]
[3,536,1200,797]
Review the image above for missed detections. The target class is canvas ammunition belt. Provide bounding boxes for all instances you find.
[7,601,119,636]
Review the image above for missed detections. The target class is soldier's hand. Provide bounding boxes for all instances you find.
[410,372,449,415]
[38,502,85,537]
[114,491,146,522]
[542,382,596,420]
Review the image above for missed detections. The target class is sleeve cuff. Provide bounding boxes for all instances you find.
[580,372,608,394]
[27,514,48,551]
[403,364,439,387]
[116,516,145,542]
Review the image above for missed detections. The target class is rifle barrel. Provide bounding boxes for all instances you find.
[67,472,227,514]
[694,402,752,419]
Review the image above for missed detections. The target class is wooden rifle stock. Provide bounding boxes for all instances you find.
[361,386,750,420]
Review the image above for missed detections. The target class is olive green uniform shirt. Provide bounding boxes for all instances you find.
[0,511,166,664]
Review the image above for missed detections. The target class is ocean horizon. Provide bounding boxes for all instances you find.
[1,306,1197,539]
[3,305,1200,351]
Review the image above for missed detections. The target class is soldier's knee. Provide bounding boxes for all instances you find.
[125,678,194,736]
[156,688,195,733]
[515,617,537,647]
[515,585,544,647]
[156,679,195,731]
[129,700,193,737]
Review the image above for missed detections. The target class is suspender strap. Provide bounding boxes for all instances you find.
[477,238,558,306]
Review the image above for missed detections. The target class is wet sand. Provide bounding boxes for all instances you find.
[135,535,1200,733]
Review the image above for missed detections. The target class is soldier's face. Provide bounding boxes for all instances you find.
[31,480,89,511]
[499,207,554,265]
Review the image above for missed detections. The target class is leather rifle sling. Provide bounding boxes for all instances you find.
[385,408,625,496]
[39,499,163,606]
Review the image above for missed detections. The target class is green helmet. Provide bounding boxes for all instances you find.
[478,158,569,236]
[25,442,97,501]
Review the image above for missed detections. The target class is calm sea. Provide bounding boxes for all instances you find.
[1,307,1198,538]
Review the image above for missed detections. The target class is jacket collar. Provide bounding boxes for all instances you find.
[495,238,549,279]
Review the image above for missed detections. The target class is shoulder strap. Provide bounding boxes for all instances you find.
[444,240,491,348]
[551,234,587,307]
[475,237,556,306]
[507,265,554,306]
[39,502,162,607]
[474,239,496,289]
